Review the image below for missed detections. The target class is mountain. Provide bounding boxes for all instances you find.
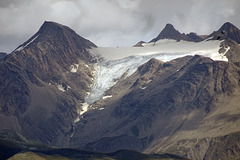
[0,130,187,160]
[149,24,204,43]
[1,21,240,160]
[208,22,240,62]
[208,22,240,43]
[0,21,97,147]
[70,23,240,160]
[71,55,240,160]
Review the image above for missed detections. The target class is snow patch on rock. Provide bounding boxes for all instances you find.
[74,102,89,123]
[57,84,65,92]
[16,35,39,51]
[70,64,79,73]
[102,95,112,99]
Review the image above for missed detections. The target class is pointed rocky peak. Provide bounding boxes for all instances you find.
[220,22,238,32]
[38,21,67,34]
[36,21,96,47]
[37,21,97,48]
[150,23,182,42]
[208,22,240,43]
[37,21,76,37]
[163,23,179,33]
[150,23,203,43]
[218,22,240,43]
[5,21,98,90]
[14,21,97,53]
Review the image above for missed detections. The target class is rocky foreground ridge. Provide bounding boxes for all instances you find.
[0,129,187,160]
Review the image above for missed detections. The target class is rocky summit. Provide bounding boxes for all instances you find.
[1,21,240,160]
[150,23,204,43]
[0,21,97,147]
[208,22,240,43]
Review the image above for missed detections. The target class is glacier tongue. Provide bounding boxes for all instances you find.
[85,53,188,104]
[85,55,150,104]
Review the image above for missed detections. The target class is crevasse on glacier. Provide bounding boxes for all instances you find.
[85,53,190,104]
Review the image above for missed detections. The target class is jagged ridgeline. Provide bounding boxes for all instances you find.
[1,21,240,160]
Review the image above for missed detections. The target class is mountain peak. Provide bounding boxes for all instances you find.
[150,23,203,42]
[218,22,240,34]
[208,22,240,43]
[38,21,71,35]
[150,23,182,42]
[164,23,176,30]
[14,21,96,54]
[221,22,236,29]
[161,23,181,36]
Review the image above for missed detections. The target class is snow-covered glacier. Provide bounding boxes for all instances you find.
[85,39,228,105]
[85,53,178,104]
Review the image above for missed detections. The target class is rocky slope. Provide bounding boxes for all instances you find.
[150,23,204,43]
[0,21,97,147]
[208,22,240,43]
[69,22,240,160]
[1,21,240,160]
[71,55,240,159]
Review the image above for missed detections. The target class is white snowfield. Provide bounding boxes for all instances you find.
[85,39,228,105]
[89,39,227,61]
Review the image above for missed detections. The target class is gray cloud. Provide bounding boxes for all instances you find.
[0,0,240,53]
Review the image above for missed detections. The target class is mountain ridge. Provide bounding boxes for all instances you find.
[135,22,240,47]
[149,23,204,43]
[208,22,240,43]
[1,21,240,160]
[0,21,97,147]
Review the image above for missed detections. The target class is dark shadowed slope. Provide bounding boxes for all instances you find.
[0,130,188,160]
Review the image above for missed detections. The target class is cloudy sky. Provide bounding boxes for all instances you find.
[0,0,240,53]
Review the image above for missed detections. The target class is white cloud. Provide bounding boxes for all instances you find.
[0,0,240,53]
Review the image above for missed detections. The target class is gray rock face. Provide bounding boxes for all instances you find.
[208,22,240,43]
[0,21,97,146]
[71,55,240,160]
[1,21,240,160]
[150,23,204,42]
